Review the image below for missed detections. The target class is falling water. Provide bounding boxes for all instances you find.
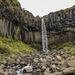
[41,19,48,52]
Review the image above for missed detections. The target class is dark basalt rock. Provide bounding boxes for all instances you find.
[0,1,75,45]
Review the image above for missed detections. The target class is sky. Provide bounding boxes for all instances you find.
[18,0,75,17]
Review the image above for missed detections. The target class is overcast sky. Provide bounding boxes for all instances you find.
[18,0,75,17]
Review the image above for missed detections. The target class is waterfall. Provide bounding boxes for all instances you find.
[41,19,48,52]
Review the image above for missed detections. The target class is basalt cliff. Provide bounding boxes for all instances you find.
[0,0,75,45]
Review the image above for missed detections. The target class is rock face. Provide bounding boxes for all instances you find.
[0,0,75,45]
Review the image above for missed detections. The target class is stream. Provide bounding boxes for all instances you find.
[7,59,43,75]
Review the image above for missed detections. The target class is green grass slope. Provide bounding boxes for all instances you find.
[50,41,75,56]
[0,37,36,55]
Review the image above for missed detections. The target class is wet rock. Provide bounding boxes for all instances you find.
[23,67,33,73]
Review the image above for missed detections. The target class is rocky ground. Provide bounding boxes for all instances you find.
[0,49,75,75]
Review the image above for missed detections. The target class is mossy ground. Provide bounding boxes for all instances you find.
[29,43,42,50]
[0,37,36,56]
[49,41,75,56]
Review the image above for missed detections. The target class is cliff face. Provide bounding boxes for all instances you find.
[0,0,75,45]
[0,0,41,44]
[48,6,75,31]
[46,6,75,45]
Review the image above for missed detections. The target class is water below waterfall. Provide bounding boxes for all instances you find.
[41,19,48,52]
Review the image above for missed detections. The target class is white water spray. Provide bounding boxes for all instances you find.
[41,19,48,52]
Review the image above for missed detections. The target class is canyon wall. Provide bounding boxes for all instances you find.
[47,6,75,45]
[0,0,75,45]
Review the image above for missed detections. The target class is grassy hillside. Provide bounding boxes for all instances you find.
[0,37,36,56]
[50,41,75,56]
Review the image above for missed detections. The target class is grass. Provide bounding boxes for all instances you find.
[50,45,57,50]
[30,43,42,50]
[6,0,22,12]
[0,37,36,56]
[49,42,73,50]
[49,41,75,56]
[63,47,70,52]
[60,57,64,62]
[0,59,5,63]
[53,5,75,14]
[74,71,75,74]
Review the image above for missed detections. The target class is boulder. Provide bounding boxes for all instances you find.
[41,66,46,72]
[67,60,75,67]
[63,67,75,74]
[33,58,38,63]
[44,68,51,75]
[0,64,5,69]
[20,62,27,66]
[56,55,61,61]
[51,65,57,69]
[37,69,41,72]
[16,58,21,62]
[61,60,68,70]
[40,58,46,63]
[23,67,33,73]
